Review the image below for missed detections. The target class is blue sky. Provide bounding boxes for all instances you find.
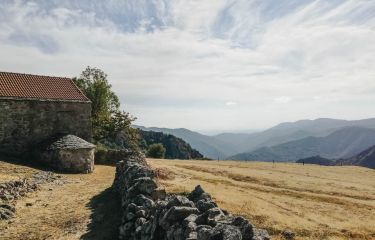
[1,0,375,132]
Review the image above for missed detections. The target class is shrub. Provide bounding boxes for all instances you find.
[147,143,166,159]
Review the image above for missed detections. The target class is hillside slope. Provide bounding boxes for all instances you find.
[139,130,203,159]
[230,127,375,161]
[135,126,237,159]
[338,145,375,169]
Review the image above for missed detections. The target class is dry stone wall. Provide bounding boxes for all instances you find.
[0,171,65,220]
[0,99,91,157]
[113,153,270,240]
[95,149,136,166]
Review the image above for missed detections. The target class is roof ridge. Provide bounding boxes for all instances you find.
[0,71,71,80]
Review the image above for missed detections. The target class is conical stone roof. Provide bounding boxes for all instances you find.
[48,135,95,150]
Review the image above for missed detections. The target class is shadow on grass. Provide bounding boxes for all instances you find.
[80,187,121,240]
[0,154,90,175]
[0,154,54,172]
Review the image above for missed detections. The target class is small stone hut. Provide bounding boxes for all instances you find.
[0,72,92,157]
[39,135,95,173]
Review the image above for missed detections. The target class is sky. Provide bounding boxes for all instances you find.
[1,0,375,133]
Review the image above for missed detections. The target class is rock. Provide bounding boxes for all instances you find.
[166,195,195,208]
[136,210,147,218]
[206,208,230,226]
[252,228,270,240]
[0,204,15,220]
[211,224,242,240]
[232,216,254,240]
[197,225,213,240]
[195,207,230,227]
[196,199,217,212]
[130,177,157,196]
[152,187,167,200]
[26,202,33,207]
[125,203,139,212]
[133,194,155,209]
[282,229,296,240]
[188,185,212,202]
[183,214,198,226]
[136,217,147,227]
[161,206,200,223]
[186,231,198,240]
[0,204,15,212]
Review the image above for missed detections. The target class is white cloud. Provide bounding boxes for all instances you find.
[0,0,375,131]
[273,97,292,104]
[225,101,237,106]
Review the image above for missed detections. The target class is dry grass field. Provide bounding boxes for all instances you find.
[0,160,119,240]
[148,159,375,240]
[1,158,374,240]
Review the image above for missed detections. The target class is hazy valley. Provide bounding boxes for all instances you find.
[136,118,375,166]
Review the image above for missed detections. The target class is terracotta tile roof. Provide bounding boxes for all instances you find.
[0,72,90,102]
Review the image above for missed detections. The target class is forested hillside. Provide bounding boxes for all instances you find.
[139,130,204,160]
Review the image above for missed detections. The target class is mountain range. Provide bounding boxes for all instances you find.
[231,127,375,161]
[134,118,375,161]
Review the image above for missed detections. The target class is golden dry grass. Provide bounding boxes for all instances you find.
[148,159,375,240]
[0,160,119,240]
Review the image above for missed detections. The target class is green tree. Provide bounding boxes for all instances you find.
[73,67,119,120]
[147,143,166,159]
[73,66,139,149]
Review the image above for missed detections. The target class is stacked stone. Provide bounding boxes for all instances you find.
[0,179,38,202]
[113,153,270,240]
[0,171,64,220]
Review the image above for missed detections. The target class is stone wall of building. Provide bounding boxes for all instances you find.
[112,152,270,240]
[0,99,91,157]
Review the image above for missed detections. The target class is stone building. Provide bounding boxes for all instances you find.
[38,134,96,173]
[0,72,92,157]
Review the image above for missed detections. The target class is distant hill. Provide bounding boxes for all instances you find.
[135,126,238,159]
[211,133,255,152]
[139,130,203,159]
[236,118,375,153]
[135,118,375,159]
[337,145,375,169]
[296,156,335,166]
[229,127,375,162]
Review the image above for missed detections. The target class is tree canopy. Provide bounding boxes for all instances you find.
[73,66,139,150]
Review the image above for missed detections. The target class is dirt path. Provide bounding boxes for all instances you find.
[0,160,119,240]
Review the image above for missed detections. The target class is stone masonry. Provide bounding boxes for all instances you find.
[0,99,91,157]
[113,152,270,240]
[37,134,96,173]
